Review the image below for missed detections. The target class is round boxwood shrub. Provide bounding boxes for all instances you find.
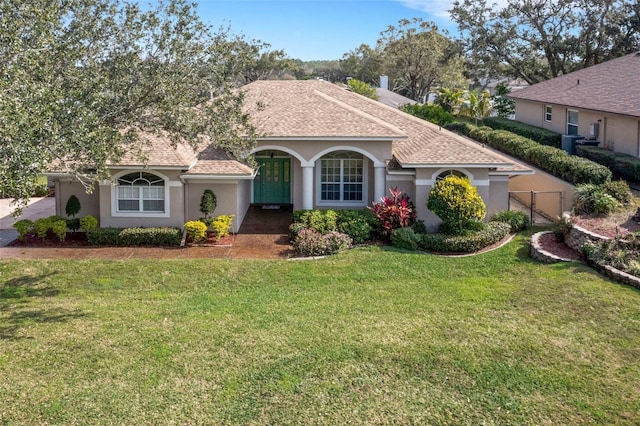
[426,176,486,235]
[184,220,208,242]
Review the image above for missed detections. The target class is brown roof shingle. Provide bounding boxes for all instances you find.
[508,52,640,118]
[242,80,528,171]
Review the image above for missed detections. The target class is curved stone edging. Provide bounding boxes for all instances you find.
[562,214,640,289]
[529,231,578,263]
[562,212,610,251]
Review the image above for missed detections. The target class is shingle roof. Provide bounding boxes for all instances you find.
[242,80,529,172]
[114,132,198,168]
[243,80,406,139]
[508,52,640,118]
[113,132,253,176]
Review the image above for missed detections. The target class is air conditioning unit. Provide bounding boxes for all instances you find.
[561,134,584,155]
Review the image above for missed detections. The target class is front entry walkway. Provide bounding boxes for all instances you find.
[0,205,293,260]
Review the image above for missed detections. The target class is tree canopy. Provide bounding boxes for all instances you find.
[0,0,258,210]
[377,18,466,101]
[450,0,640,84]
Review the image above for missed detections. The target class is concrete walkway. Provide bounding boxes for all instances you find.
[0,197,55,247]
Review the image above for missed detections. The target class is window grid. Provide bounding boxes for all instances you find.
[320,156,363,202]
[116,172,165,213]
[545,105,552,122]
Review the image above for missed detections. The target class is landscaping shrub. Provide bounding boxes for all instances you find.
[289,222,308,241]
[184,220,207,242]
[574,184,618,215]
[210,215,234,239]
[552,216,572,242]
[66,218,81,232]
[577,146,640,182]
[200,189,217,220]
[602,180,633,205]
[390,227,420,251]
[12,219,34,241]
[34,217,51,240]
[483,117,562,148]
[292,228,352,256]
[336,210,377,244]
[490,210,529,232]
[65,195,81,218]
[117,227,182,246]
[292,209,339,234]
[446,124,612,185]
[369,187,416,236]
[87,228,122,245]
[582,235,640,278]
[51,219,67,242]
[86,227,181,246]
[401,103,456,126]
[426,176,486,235]
[80,215,98,232]
[419,221,510,253]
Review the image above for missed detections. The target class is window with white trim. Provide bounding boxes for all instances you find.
[567,110,579,135]
[545,105,552,122]
[320,152,363,202]
[116,172,165,212]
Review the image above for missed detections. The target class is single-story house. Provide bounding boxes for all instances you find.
[508,52,640,157]
[48,79,532,232]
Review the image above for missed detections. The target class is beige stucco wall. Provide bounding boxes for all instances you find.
[54,180,100,219]
[515,99,640,157]
[509,170,574,219]
[185,182,246,233]
[256,139,393,165]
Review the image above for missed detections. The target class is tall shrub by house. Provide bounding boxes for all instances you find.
[200,189,217,222]
[426,175,486,235]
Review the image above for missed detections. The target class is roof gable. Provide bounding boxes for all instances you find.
[509,52,640,118]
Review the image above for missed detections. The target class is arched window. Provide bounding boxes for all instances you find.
[436,169,468,181]
[320,151,363,202]
[116,172,165,212]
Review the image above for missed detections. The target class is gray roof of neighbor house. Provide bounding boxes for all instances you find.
[242,79,530,173]
[508,52,640,118]
[375,88,416,109]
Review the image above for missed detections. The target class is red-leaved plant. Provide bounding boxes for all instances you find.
[369,187,417,236]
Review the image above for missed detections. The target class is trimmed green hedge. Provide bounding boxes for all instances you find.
[419,222,511,253]
[292,209,378,244]
[483,117,562,148]
[390,222,511,253]
[87,227,182,246]
[577,145,640,182]
[445,122,612,185]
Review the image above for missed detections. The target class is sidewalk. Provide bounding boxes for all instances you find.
[0,197,55,247]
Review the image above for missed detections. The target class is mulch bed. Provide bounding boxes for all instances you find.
[537,232,582,261]
[9,231,234,248]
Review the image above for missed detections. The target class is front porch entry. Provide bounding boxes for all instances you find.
[253,157,291,204]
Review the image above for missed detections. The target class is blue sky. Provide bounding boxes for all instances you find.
[194,0,463,61]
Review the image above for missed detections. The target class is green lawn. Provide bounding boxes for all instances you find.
[1,235,639,425]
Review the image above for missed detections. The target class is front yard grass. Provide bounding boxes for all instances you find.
[1,235,639,424]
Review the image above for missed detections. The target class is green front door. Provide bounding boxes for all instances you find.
[254,158,291,204]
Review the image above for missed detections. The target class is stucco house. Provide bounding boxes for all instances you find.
[48,79,532,232]
[508,52,640,157]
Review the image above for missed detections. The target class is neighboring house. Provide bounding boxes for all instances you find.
[47,79,532,232]
[508,52,640,157]
[375,74,415,108]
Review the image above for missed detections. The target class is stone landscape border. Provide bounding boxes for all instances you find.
[529,215,640,289]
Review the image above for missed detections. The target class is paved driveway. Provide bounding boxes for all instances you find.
[0,197,55,247]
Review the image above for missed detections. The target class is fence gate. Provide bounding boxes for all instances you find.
[508,191,564,224]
